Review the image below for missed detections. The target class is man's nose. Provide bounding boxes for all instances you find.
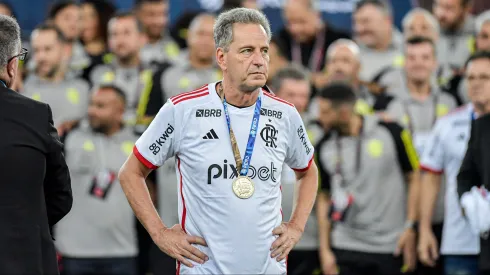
[252,51,265,67]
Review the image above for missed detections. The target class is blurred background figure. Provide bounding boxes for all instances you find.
[275,0,349,89]
[89,12,153,129]
[267,38,290,84]
[271,65,323,275]
[433,0,475,73]
[80,0,116,59]
[136,0,180,66]
[403,7,440,42]
[353,0,404,84]
[55,85,138,275]
[23,24,90,129]
[0,1,14,16]
[476,11,490,51]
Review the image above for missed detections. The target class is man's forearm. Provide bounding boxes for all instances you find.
[290,162,319,231]
[407,170,420,222]
[119,159,167,240]
[419,172,441,230]
[317,192,332,251]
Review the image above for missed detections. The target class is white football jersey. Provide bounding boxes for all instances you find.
[420,104,480,255]
[134,82,314,274]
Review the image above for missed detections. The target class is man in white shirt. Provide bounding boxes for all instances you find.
[118,7,319,275]
[417,53,488,275]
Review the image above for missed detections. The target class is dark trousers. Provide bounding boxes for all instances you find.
[444,255,479,275]
[287,250,320,275]
[418,223,444,275]
[62,257,137,275]
[333,249,405,275]
[149,243,176,275]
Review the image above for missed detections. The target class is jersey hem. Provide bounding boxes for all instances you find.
[133,146,158,170]
[420,164,443,174]
[291,155,314,173]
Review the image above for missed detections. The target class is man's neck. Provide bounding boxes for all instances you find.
[41,69,64,83]
[118,55,141,68]
[189,51,213,70]
[148,34,163,45]
[348,114,363,137]
[219,81,259,107]
[373,32,393,51]
[407,80,431,101]
[98,124,122,137]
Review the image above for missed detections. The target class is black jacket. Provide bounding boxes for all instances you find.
[457,113,490,271]
[0,86,72,274]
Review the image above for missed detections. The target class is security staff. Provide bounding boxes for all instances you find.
[56,85,138,275]
[135,0,180,66]
[23,24,90,128]
[89,12,154,129]
[316,83,419,275]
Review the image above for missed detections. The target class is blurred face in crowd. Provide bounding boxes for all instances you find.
[0,4,12,16]
[81,3,99,43]
[137,0,168,42]
[217,23,269,92]
[465,58,490,110]
[404,42,437,85]
[353,4,391,49]
[108,16,146,63]
[268,42,288,79]
[283,1,318,43]
[433,0,469,31]
[53,4,81,42]
[88,88,125,133]
[477,22,490,51]
[187,15,215,62]
[404,12,439,41]
[317,98,353,133]
[31,29,64,79]
[276,79,310,113]
[242,0,258,9]
[326,45,360,83]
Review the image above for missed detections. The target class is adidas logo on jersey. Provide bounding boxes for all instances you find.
[203,129,219,139]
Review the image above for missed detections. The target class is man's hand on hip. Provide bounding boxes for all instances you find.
[155,224,208,268]
[270,222,303,262]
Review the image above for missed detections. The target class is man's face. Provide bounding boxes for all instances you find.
[218,23,269,92]
[88,89,124,131]
[276,79,310,113]
[433,0,466,31]
[404,43,437,84]
[80,3,98,42]
[317,98,352,133]
[0,4,12,16]
[32,30,64,78]
[465,58,490,109]
[283,2,317,43]
[477,22,490,51]
[137,1,168,41]
[53,5,81,41]
[108,17,144,62]
[326,46,360,83]
[187,16,215,61]
[404,13,438,41]
[353,4,389,48]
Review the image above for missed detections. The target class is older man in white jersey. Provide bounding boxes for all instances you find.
[118,7,318,275]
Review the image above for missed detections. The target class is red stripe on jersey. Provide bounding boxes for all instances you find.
[420,164,444,175]
[172,90,209,105]
[178,157,187,233]
[292,155,314,173]
[176,261,181,275]
[170,85,208,102]
[133,146,158,170]
[263,90,294,107]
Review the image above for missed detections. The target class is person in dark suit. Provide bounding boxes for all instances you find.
[457,51,490,275]
[0,15,72,275]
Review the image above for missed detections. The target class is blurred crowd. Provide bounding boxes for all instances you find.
[4,0,490,274]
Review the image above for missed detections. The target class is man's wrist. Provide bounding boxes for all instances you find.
[404,220,417,232]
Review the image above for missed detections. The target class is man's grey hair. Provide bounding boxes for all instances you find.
[476,10,490,34]
[270,65,309,93]
[213,7,271,51]
[402,8,440,35]
[326,39,361,60]
[355,0,393,17]
[0,15,21,66]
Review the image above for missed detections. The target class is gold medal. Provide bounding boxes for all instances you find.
[232,176,255,199]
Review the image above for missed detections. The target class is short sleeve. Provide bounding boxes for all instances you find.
[379,121,419,173]
[419,119,446,174]
[285,108,315,172]
[133,100,179,169]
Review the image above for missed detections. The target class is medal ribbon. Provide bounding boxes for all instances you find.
[219,84,262,176]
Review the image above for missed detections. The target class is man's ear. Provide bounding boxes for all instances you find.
[6,59,18,88]
[216,47,227,71]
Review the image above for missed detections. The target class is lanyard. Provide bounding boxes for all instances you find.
[405,94,439,133]
[0,80,7,88]
[218,83,262,176]
[334,123,364,185]
[291,30,325,72]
